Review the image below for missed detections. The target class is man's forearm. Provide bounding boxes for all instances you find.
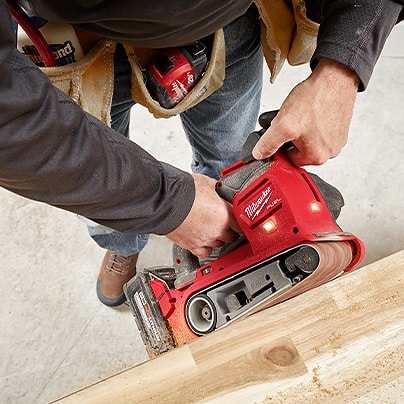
[312,0,403,90]
[0,2,195,235]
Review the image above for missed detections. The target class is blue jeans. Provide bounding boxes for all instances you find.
[88,5,263,256]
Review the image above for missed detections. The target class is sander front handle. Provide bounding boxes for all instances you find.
[241,110,279,164]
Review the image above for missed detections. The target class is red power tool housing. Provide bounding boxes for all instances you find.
[124,146,365,357]
[145,41,207,108]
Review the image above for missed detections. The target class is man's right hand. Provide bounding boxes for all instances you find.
[166,174,241,258]
[252,58,360,167]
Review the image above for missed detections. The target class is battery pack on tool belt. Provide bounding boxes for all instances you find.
[144,41,208,109]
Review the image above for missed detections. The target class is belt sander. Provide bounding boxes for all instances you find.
[124,111,365,357]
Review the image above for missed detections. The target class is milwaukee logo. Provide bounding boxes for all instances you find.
[244,187,282,221]
[245,186,274,220]
[135,291,161,343]
[171,78,190,103]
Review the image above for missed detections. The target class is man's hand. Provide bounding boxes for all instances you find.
[252,58,360,166]
[166,174,241,258]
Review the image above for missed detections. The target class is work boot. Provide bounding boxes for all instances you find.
[96,250,138,307]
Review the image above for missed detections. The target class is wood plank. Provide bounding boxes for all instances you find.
[54,250,404,403]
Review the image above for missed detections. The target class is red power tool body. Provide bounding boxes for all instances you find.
[124,113,365,357]
[144,41,207,108]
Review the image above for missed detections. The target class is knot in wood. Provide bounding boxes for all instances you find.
[266,346,295,366]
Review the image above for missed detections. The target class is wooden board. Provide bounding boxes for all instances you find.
[54,250,404,403]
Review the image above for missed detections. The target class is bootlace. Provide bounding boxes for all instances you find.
[105,254,132,276]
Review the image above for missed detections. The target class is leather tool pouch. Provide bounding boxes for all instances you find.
[255,0,319,82]
[40,39,117,126]
[124,29,226,119]
[43,29,225,122]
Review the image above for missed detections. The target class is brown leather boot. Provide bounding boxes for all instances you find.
[96,250,138,307]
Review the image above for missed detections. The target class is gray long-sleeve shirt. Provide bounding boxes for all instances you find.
[1,0,403,235]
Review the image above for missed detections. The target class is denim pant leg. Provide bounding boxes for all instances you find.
[180,5,263,179]
[86,5,263,256]
[85,44,149,256]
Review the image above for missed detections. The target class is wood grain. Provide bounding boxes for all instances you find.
[54,250,404,403]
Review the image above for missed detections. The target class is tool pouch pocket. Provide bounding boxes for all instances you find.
[288,0,319,65]
[255,0,319,82]
[123,29,226,119]
[40,39,117,126]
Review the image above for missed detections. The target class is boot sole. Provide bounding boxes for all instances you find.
[96,278,127,307]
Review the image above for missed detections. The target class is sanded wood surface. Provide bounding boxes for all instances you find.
[55,250,403,403]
